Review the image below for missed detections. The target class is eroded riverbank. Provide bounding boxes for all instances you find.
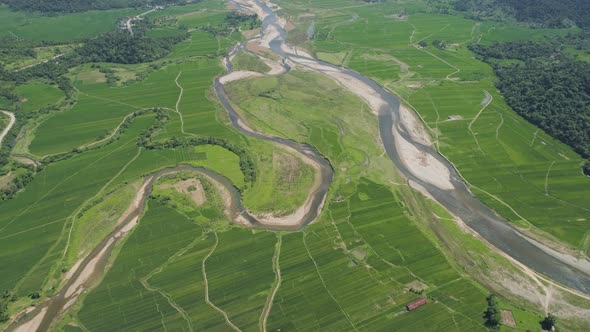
[9,1,590,330]
[7,162,323,331]
[232,0,590,294]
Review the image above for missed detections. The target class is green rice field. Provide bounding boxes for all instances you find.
[15,81,65,114]
[1,0,588,331]
[277,0,590,254]
[0,6,141,42]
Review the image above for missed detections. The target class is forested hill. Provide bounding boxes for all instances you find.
[470,42,590,175]
[447,0,590,28]
[0,0,186,13]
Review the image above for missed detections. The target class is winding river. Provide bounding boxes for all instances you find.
[238,0,590,294]
[7,165,298,332]
[8,1,590,330]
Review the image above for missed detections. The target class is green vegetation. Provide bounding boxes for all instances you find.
[190,145,245,188]
[0,291,17,322]
[232,52,271,73]
[220,65,555,330]
[470,41,590,175]
[1,0,589,331]
[243,144,314,215]
[0,0,183,13]
[279,0,590,254]
[0,6,141,42]
[77,199,204,331]
[73,171,273,331]
[541,313,558,331]
[77,31,189,64]
[14,81,64,114]
[450,0,590,28]
[66,180,142,263]
[0,6,312,324]
[0,112,8,131]
[484,294,501,328]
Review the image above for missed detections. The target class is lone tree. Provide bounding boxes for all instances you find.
[541,313,557,331]
[483,294,501,329]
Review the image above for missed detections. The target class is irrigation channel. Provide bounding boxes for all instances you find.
[8,0,590,330]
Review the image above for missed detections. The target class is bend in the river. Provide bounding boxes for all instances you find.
[236,0,590,294]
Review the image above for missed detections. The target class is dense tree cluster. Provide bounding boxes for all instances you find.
[0,38,36,65]
[0,57,72,83]
[562,30,590,54]
[483,294,501,328]
[499,0,590,28]
[0,0,187,13]
[0,291,17,322]
[470,41,590,175]
[199,13,261,38]
[541,313,558,331]
[432,39,448,50]
[438,0,590,28]
[468,41,558,61]
[76,31,188,64]
[0,170,35,201]
[224,13,260,30]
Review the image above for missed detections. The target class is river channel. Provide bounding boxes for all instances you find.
[244,0,590,294]
[9,1,590,330]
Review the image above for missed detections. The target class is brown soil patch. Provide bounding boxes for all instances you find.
[405,280,428,292]
[274,151,306,194]
[273,153,301,187]
[298,13,316,19]
[351,247,367,260]
[246,41,280,60]
[385,14,408,21]
[159,179,206,206]
[406,83,424,89]
[13,156,37,166]
[20,98,28,103]
[447,115,463,121]
[285,21,296,31]
[241,28,261,38]
[501,310,516,327]
[0,171,14,190]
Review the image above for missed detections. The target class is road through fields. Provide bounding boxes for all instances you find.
[0,111,15,147]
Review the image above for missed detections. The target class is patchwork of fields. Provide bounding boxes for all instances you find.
[276,0,590,254]
[0,0,589,331]
[69,177,491,331]
[0,6,141,42]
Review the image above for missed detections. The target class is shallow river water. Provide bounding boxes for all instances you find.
[9,1,590,330]
[248,0,590,294]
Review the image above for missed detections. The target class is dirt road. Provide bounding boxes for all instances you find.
[0,111,16,147]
